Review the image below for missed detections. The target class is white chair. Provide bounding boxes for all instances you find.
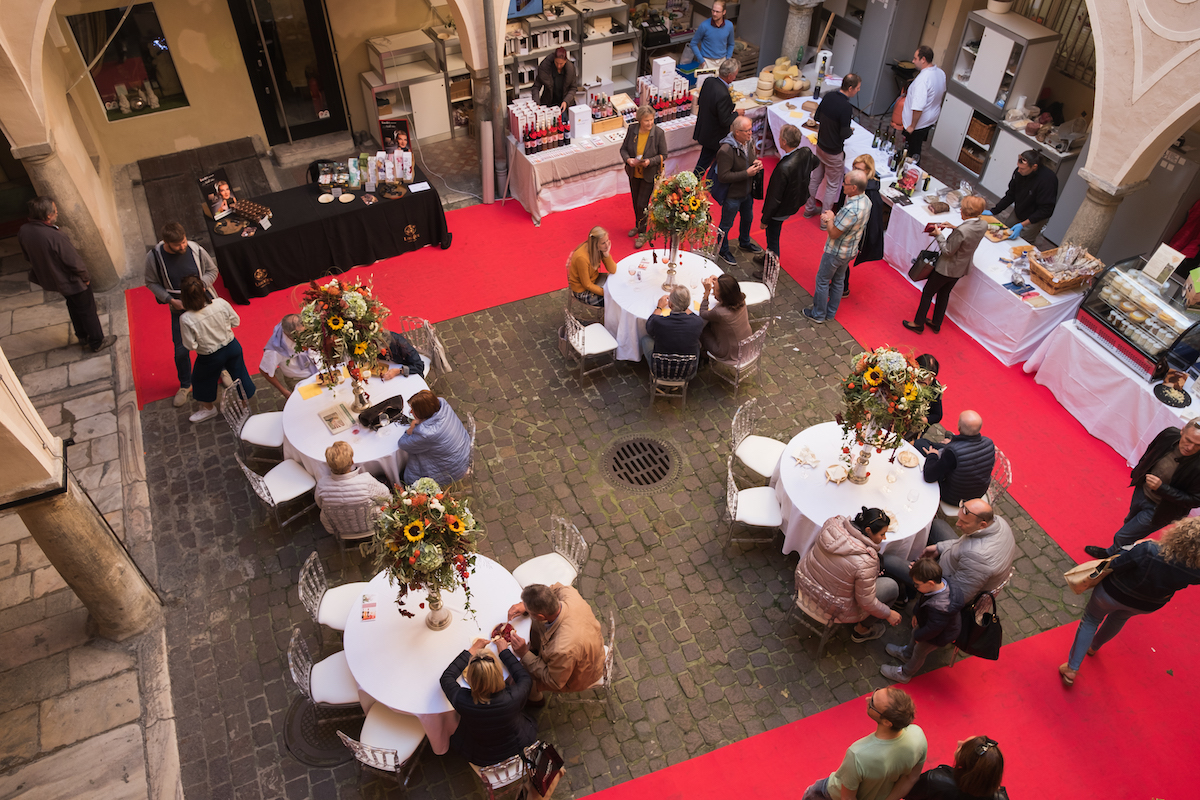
[710,320,771,396]
[299,551,368,647]
[286,627,361,708]
[477,753,527,800]
[221,379,284,465]
[649,353,699,409]
[739,249,780,320]
[390,314,450,385]
[556,609,617,719]
[337,704,427,789]
[448,411,477,495]
[725,454,783,545]
[690,224,726,262]
[731,398,787,482]
[562,309,618,381]
[321,499,383,569]
[787,586,839,659]
[938,448,1010,518]
[512,516,588,588]
[234,451,316,530]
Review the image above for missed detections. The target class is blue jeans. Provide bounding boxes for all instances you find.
[1109,487,1159,554]
[811,250,851,320]
[170,310,194,389]
[881,519,958,600]
[801,778,831,800]
[764,218,783,258]
[192,339,255,404]
[718,195,754,259]
[1067,583,1146,670]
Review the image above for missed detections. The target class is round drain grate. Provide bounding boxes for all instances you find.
[283,696,363,767]
[600,435,681,494]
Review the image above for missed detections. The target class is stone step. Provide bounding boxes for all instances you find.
[270,131,357,170]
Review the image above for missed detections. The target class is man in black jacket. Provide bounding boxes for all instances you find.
[802,73,861,227]
[1085,421,1200,558]
[988,149,1058,243]
[755,124,814,276]
[919,410,995,506]
[692,58,740,181]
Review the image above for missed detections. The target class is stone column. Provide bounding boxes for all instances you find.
[12,139,120,292]
[1060,170,1147,253]
[781,0,825,65]
[10,474,160,641]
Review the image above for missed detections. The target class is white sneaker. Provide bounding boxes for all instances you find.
[189,406,220,423]
[173,387,191,408]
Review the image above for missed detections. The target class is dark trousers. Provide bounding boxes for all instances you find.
[1108,486,1161,554]
[718,194,754,258]
[905,126,932,160]
[881,519,958,600]
[170,309,194,389]
[913,271,960,330]
[630,178,655,234]
[765,218,783,258]
[63,288,104,347]
[694,146,719,181]
[192,339,255,404]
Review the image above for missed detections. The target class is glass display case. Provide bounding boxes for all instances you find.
[1076,255,1200,380]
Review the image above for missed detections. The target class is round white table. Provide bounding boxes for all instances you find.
[603,248,724,361]
[281,368,429,484]
[342,556,532,755]
[770,421,940,560]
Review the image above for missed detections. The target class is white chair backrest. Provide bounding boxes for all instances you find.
[725,454,739,521]
[221,379,252,437]
[479,752,526,794]
[734,320,771,366]
[761,249,780,297]
[287,627,313,699]
[549,516,588,572]
[323,500,382,540]
[651,353,699,382]
[731,398,760,451]
[564,309,585,352]
[337,730,400,772]
[235,451,275,507]
[298,551,328,622]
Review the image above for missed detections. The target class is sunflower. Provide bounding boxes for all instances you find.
[688,196,701,210]
[354,342,368,355]
[387,540,400,552]
[446,514,465,534]
[864,367,884,386]
[328,316,345,330]
[403,520,425,542]
[903,382,919,401]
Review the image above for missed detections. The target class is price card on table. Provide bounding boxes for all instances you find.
[409,181,431,192]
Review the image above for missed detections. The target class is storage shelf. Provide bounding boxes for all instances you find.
[612,53,638,66]
[964,134,991,149]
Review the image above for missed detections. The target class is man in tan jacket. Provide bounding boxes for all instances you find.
[507,583,605,703]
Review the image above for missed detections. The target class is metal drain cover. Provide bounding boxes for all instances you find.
[601,435,681,493]
[283,696,363,767]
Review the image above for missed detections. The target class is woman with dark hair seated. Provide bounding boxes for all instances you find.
[794,507,903,643]
[905,353,943,442]
[439,636,538,767]
[177,275,254,423]
[907,735,1009,799]
[699,274,752,361]
[397,389,471,485]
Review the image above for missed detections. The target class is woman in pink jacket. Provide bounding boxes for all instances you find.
[794,507,903,642]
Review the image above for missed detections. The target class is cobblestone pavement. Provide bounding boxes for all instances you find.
[144,258,1085,800]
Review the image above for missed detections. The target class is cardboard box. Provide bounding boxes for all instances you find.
[653,56,677,92]
[568,104,592,139]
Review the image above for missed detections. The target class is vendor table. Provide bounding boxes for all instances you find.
[770,422,939,560]
[206,170,450,304]
[1023,320,1191,467]
[765,100,898,184]
[282,368,430,484]
[603,249,724,361]
[342,557,533,756]
[883,201,1085,366]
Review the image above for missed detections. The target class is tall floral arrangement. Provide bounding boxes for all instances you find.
[372,478,481,616]
[645,171,716,249]
[837,347,944,456]
[293,278,390,384]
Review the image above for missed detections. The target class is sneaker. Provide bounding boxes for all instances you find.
[221,370,234,388]
[880,664,911,683]
[802,206,821,219]
[1083,545,1111,559]
[173,387,191,408]
[627,228,638,237]
[719,252,737,268]
[752,251,767,265]
[635,233,650,248]
[850,622,885,643]
[189,406,220,423]
[89,334,117,353]
[802,307,825,324]
[885,643,909,661]
[737,240,763,254]
[842,288,850,298]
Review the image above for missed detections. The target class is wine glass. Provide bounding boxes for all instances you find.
[378,412,390,429]
[904,489,919,511]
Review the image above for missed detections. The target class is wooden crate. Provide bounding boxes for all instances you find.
[967,116,996,145]
[734,42,759,79]
[592,114,626,134]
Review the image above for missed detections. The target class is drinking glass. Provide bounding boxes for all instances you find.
[905,489,919,511]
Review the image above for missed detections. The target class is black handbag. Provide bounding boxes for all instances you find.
[908,241,940,282]
[522,741,564,797]
[954,591,1003,661]
[356,398,411,431]
[751,170,764,200]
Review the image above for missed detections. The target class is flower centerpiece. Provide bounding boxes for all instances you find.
[645,171,716,289]
[372,477,481,630]
[293,278,390,410]
[836,347,944,484]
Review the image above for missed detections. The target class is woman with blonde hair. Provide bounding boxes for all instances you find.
[620,105,668,246]
[439,636,538,767]
[567,226,615,307]
[1060,516,1200,686]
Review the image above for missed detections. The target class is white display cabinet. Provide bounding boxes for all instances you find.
[427,25,474,139]
[569,0,640,94]
[362,31,451,145]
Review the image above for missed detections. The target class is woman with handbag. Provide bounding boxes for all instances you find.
[620,105,668,247]
[1060,517,1200,686]
[439,636,539,767]
[903,195,988,334]
[907,735,1009,799]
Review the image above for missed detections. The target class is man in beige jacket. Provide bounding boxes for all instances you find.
[508,583,605,703]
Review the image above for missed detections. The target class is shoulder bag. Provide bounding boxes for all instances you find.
[522,740,565,799]
[1064,556,1116,595]
[908,237,940,282]
[954,591,1003,660]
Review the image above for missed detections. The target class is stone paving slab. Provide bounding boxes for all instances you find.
[142,259,1083,799]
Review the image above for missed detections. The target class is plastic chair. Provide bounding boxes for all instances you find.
[690,224,726,262]
[234,451,316,531]
[321,499,383,569]
[787,586,840,659]
[389,315,450,385]
[938,449,1008,517]
[739,249,779,320]
[221,379,284,465]
[448,411,477,495]
[649,353,699,409]
[299,551,368,648]
[710,320,771,396]
[562,309,618,381]
[286,628,361,709]
[337,704,427,789]
[724,454,783,545]
[476,753,527,800]
[731,398,786,482]
[512,516,588,588]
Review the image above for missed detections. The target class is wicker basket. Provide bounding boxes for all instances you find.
[1029,247,1102,295]
[967,116,996,145]
[957,147,985,175]
[774,87,807,100]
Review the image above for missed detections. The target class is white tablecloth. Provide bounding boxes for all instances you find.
[1023,320,1192,467]
[342,556,533,755]
[883,202,1085,366]
[765,101,897,183]
[770,422,939,560]
[281,369,430,484]
[603,249,724,361]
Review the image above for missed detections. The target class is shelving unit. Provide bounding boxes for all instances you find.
[361,31,451,146]
[427,26,473,138]
[570,0,640,95]
[508,7,582,101]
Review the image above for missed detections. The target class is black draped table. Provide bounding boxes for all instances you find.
[207,168,450,303]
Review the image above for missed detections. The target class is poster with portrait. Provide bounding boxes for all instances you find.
[199,168,237,220]
[379,118,412,153]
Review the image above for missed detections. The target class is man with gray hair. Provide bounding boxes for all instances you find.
[259,313,318,397]
[693,58,741,181]
[804,169,871,323]
[756,123,815,275]
[507,583,605,703]
[1085,420,1200,558]
[641,285,705,364]
[714,115,765,267]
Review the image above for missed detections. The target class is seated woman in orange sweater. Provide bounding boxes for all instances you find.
[568,227,616,307]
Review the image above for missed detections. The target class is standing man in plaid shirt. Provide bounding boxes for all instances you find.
[804,170,871,324]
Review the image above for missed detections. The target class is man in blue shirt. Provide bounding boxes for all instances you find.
[690,1,736,70]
